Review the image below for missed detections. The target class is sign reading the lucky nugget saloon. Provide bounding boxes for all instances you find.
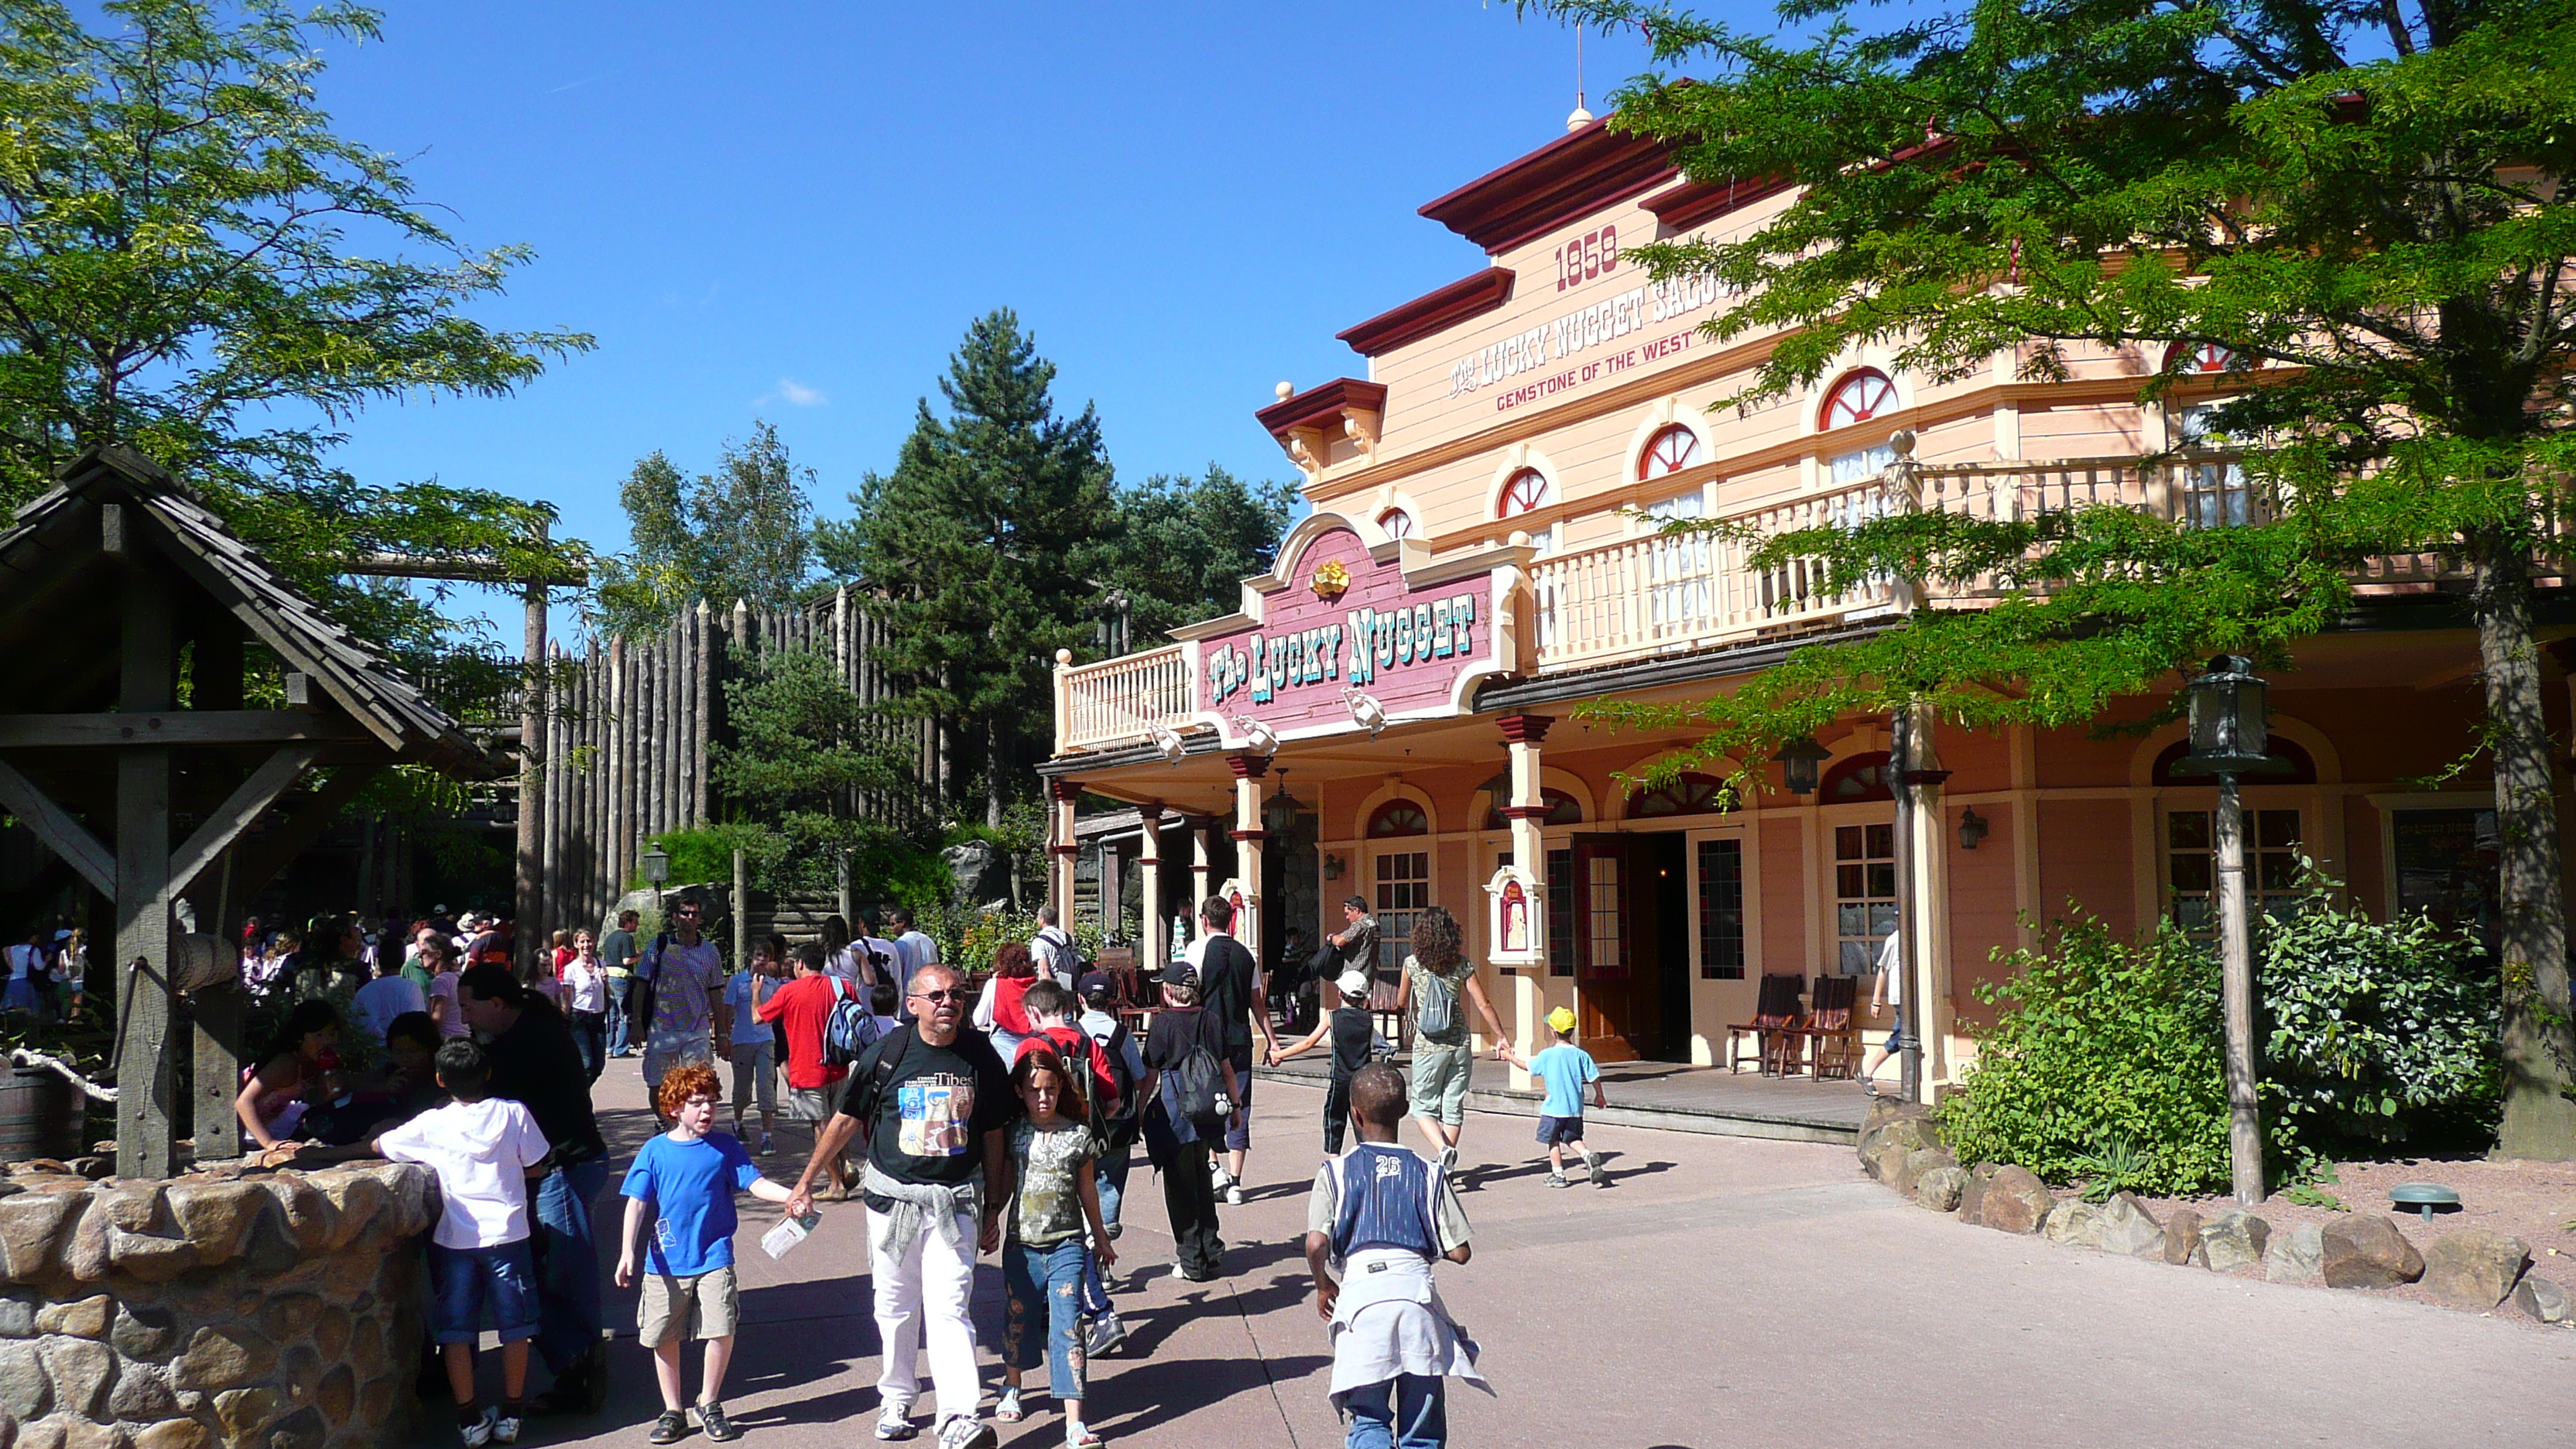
[1200,524,1495,734]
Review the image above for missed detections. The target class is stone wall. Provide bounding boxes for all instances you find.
[0,1160,435,1449]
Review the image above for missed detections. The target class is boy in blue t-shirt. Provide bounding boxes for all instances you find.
[1505,1008,1608,1188]
[618,1064,796,1444]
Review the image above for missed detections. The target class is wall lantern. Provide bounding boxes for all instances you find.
[1774,735,1831,796]
[1323,853,1345,881]
[639,844,672,886]
[1957,807,1989,851]
[2184,653,2269,769]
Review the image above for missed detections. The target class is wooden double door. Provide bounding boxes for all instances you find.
[1568,831,1692,1063]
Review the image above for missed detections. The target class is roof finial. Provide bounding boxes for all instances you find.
[1566,22,1593,132]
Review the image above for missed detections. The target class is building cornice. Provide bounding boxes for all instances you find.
[1337,269,1518,358]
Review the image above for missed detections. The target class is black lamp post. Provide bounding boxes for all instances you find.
[1775,735,1831,796]
[2176,654,2270,1206]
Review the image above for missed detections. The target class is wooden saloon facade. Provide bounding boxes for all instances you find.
[0,447,505,1177]
[1040,115,2550,1094]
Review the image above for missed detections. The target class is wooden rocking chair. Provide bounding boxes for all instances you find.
[1799,975,1862,1081]
[1725,973,1806,1075]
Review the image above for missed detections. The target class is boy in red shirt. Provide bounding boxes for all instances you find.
[1018,979,1118,1121]
[752,943,855,1200]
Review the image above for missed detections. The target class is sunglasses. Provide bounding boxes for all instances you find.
[910,988,969,1004]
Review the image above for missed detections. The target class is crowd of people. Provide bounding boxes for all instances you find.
[197,885,1602,1449]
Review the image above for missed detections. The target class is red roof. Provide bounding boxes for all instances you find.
[1416,113,1678,255]
[1254,378,1390,439]
[1334,268,1516,357]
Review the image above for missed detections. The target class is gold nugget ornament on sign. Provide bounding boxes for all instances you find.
[1310,558,1351,601]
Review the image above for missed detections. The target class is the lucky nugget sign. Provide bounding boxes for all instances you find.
[1199,522,1504,735]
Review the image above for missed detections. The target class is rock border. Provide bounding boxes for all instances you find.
[1855,1100,2562,1326]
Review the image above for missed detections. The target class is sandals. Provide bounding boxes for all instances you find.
[1067,1428,1104,1448]
[995,1388,1024,1423]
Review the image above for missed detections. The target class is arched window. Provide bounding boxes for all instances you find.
[2151,737,2317,786]
[1637,424,1701,481]
[1478,774,1584,831]
[1377,508,1413,540]
[1628,772,1734,818]
[1367,799,1430,838]
[1820,369,1896,430]
[2170,342,2245,375]
[1820,752,1896,803]
[1497,468,1549,519]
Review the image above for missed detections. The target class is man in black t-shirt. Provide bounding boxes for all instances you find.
[1140,965,1240,1280]
[1190,896,1274,1207]
[457,966,611,1417]
[786,964,1016,1447]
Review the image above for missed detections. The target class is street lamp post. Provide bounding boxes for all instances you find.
[2175,655,2272,1206]
[640,844,672,921]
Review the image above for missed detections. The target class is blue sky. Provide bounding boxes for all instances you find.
[306,2,1658,636]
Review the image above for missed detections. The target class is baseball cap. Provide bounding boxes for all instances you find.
[1336,969,1372,999]
[1159,962,1200,990]
[1077,971,1115,1004]
[1547,1006,1577,1034]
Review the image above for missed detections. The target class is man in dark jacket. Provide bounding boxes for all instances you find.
[458,965,611,1416]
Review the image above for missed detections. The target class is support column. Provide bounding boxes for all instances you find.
[114,555,177,1180]
[1227,755,1270,968]
[1894,704,1952,1104]
[1099,843,1125,941]
[1497,714,1554,1087]
[516,527,547,972]
[189,622,247,1161]
[1190,819,1214,904]
[1048,778,1083,920]
[1136,802,1166,978]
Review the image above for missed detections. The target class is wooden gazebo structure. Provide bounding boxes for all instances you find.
[0,446,505,1178]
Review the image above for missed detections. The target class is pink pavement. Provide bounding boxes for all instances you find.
[495,1059,2574,1448]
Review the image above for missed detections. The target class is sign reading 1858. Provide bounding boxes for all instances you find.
[1206,592,1479,707]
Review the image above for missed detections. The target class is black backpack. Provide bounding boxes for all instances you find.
[1170,1039,1228,1139]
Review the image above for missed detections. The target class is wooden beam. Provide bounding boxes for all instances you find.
[0,756,117,896]
[115,567,177,1180]
[0,711,367,748]
[167,744,322,901]
[223,764,383,906]
[341,552,588,587]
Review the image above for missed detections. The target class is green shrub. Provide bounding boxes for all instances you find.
[1941,912,2233,1195]
[2259,872,2499,1164]
[644,818,954,903]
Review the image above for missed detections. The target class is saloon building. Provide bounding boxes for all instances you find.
[1038,114,2530,1098]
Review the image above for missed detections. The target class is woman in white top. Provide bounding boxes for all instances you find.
[560,928,608,1083]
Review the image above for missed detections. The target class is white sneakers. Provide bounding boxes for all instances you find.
[875,1403,916,1441]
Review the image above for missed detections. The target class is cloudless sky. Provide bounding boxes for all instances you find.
[302,2,1660,638]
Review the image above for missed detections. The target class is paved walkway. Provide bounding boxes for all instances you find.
[1265,1051,1869,1141]
[471,1059,2572,1449]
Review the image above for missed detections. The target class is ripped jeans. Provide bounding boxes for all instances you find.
[1002,1236,1091,1402]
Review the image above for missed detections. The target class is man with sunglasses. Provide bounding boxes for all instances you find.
[786,966,1017,1448]
[634,899,729,1124]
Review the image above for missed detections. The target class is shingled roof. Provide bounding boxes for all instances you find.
[0,444,506,779]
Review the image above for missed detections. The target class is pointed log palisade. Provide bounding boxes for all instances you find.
[0,445,512,1179]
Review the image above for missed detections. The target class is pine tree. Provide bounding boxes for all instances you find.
[817,310,1116,825]
[1531,0,2576,1155]
[1094,466,1300,644]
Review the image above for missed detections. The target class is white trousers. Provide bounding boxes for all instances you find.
[868,1207,981,1422]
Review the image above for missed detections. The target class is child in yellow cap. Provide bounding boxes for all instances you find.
[1502,1009,1607,1187]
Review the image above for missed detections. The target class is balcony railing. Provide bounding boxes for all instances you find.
[1051,451,2532,751]
[1057,645,1195,752]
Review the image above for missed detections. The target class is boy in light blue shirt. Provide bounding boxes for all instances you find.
[1505,1008,1607,1188]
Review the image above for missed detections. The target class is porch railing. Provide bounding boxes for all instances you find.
[1057,645,1195,752]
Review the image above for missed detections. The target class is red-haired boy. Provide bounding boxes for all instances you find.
[618,1063,795,1443]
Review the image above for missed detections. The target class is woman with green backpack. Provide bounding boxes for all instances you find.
[1392,906,1511,1183]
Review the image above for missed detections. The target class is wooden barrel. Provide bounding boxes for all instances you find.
[0,1065,84,1160]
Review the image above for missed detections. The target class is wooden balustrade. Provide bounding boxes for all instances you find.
[1058,645,1196,751]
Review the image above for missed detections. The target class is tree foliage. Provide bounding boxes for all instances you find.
[594,422,817,636]
[706,646,909,817]
[1094,466,1300,643]
[0,0,593,713]
[815,310,1118,824]
[1533,0,2576,1156]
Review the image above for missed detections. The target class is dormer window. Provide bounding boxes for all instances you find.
[1498,468,1550,519]
[1821,369,1896,430]
[1638,424,1701,481]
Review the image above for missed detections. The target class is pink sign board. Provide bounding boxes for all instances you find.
[1201,526,1492,732]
